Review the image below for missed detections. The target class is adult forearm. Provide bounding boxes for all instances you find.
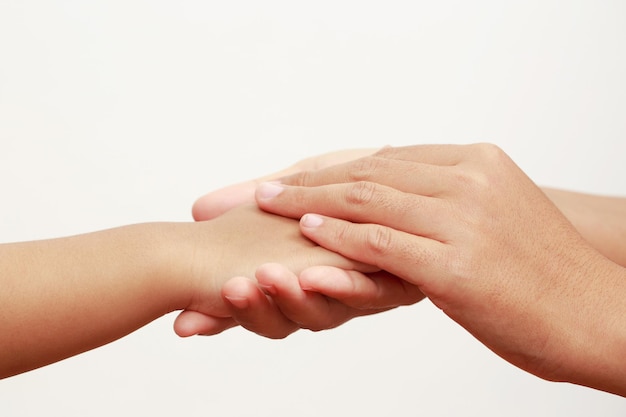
[0,223,188,378]
[252,144,626,396]
[560,257,626,396]
[543,188,626,267]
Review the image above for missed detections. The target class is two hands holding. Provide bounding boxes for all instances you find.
[180,143,626,396]
[2,144,624,397]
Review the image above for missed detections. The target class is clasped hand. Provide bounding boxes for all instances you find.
[184,143,626,396]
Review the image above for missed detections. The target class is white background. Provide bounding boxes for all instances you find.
[1,1,625,415]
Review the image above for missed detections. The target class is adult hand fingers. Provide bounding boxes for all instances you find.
[373,144,466,165]
[192,145,463,221]
[281,158,453,197]
[298,214,449,296]
[191,148,376,221]
[276,144,469,191]
[257,181,450,240]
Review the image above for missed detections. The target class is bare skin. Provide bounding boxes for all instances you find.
[0,205,367,378]
[176,148,425,338]
[541,188,626,267]
[183,147,626,353]
[252,144,626,396]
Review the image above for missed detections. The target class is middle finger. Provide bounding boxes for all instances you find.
[280,156,454,198]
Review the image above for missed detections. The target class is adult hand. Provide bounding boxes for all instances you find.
[176,147,425,339]
[254,143,626,396]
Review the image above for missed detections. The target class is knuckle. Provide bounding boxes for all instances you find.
[453,144,511,195]
[347,156,385,182]
[455,169,491,194]
[345,181,378,206]
[290,169,315,187]
[373,145,395,158]
[470,142,509,164]
[364,226,394,257]
[447,247,478,281]
[334,222,354,248]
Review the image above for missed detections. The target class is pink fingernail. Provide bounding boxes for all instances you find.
[301,214,323,228]
[224,296,249,309]
[256,182,284,200]
[258,283,277,295]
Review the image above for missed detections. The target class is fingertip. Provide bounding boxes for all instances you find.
[221,276,256,306]
[192,182,257,221]
[191,193,228,221]
[252,265,279,296]
[223,296,249,309]
[173,311,197,337]
[174,310,228,338]
[221,276,300,339]
[255,263,293,282]
[256,263,307,299]
[191,195,209,221]
[300,213,324,229]
[298,266,344,291]
[255,182,285,202]
[222,276,274,313]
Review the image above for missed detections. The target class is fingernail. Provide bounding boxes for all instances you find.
[301,214,324,228]
[258,283,277,295]
[256,182,285,200]
[224,296,249,309]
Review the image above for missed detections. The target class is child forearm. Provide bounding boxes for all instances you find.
[0,204,367,378]
[0,223,193,378]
